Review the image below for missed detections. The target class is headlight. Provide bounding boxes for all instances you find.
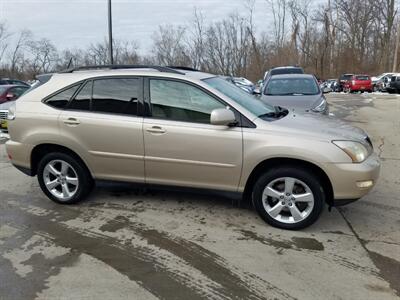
[312,99,327,113]
[332,140,372,163]
[7,102,16,120]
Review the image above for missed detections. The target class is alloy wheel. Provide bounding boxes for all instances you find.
[43,160,79,201]
[262,177,314,224]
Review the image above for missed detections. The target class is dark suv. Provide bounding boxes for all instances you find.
[387,74,400,94]
[337,74,353,92]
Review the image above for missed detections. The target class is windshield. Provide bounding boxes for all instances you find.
[0,86,7,94]
[264,77,319,96]
[203,77,275,117]
[356,75,369,81]
[270,68,303,76]
[340,74,352,80]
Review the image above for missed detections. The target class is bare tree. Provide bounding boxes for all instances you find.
[0,22,11,65]
[9,30,32,76]
[152,25,188,66]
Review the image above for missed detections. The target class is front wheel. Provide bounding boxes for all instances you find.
[37,152,94,204]
[252,167,325,230]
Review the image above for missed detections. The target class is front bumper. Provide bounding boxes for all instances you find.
[323,152,380,203]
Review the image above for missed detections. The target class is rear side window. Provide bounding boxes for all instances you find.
[92,78,140,115]
[69,81,92,111]
[45,85,80,109]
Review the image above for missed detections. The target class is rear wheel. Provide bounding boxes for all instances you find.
[252,167,325,230]
[37,152,94,204]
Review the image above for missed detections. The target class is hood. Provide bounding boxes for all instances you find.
[0,100,15,110]
[260,94,323,112]
[263,111,367,142]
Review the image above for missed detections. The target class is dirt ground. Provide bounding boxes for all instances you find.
[0,92,399,300]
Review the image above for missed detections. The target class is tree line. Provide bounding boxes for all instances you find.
[0,0,398,82]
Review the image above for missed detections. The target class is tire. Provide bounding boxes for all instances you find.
[252,167,325,230]
[37,152,94,204]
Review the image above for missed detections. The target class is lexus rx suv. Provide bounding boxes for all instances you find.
[5,65,380,229]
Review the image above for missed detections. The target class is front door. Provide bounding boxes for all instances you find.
[143,78,243,191]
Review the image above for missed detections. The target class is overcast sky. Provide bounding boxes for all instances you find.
[0,0,272,54]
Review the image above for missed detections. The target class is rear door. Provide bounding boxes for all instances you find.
[142,78,243,191]
[58,77,145,182]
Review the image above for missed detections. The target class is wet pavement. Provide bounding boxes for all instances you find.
[0,92,399,299]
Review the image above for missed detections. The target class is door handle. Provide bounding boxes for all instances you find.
[146,126,166,134]
[63,117,80,126]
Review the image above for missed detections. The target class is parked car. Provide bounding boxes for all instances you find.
[337,74,353,92]
[0,101,18,131]
[319,79,336,93]
[222,76,257,94]
[261,74,329,115]
[386,74,400,94]
[375,75,392,92]
[6,65,380,230]
[371,73,394,89]
[344,75,373,93]
[0,78,30,87]
[0,85,29,131]
[263,66,304,82]
[0,85,30,104]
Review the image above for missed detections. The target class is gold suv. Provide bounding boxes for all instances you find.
[5,66,380,229]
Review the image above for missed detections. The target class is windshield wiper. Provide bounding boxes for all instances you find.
[258,106,289,119]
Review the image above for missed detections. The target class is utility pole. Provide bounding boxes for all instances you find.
[392,22,400,72]
[108,0,114,65]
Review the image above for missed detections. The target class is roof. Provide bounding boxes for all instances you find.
[268,74,315,79]
[271,66,302,70]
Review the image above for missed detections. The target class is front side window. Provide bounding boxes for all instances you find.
[69,81,92,111]
[45,84,80,109]
[150,79,225,123]
[203,77,274,117]
[92,78,140,115]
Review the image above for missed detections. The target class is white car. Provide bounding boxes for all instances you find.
[0,101,15,131]
[371,73,394,85]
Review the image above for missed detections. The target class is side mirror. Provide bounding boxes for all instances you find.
[6,93,15,100]
[210,108,236,126]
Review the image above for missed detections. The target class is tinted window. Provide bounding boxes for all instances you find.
[356,76,370,81]
[264,77,319,96]
[45,85,80,109]
[150,79,225,123]
[340,74,353,81]
[92,78,139,115]
[69,81,92,111]
[270,68,303,76]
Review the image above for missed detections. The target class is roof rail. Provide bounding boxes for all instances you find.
[166,66,200,72]
[60,65,185,75]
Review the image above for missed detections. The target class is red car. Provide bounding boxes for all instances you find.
[0,84,29,104]
[344,75,373,93]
